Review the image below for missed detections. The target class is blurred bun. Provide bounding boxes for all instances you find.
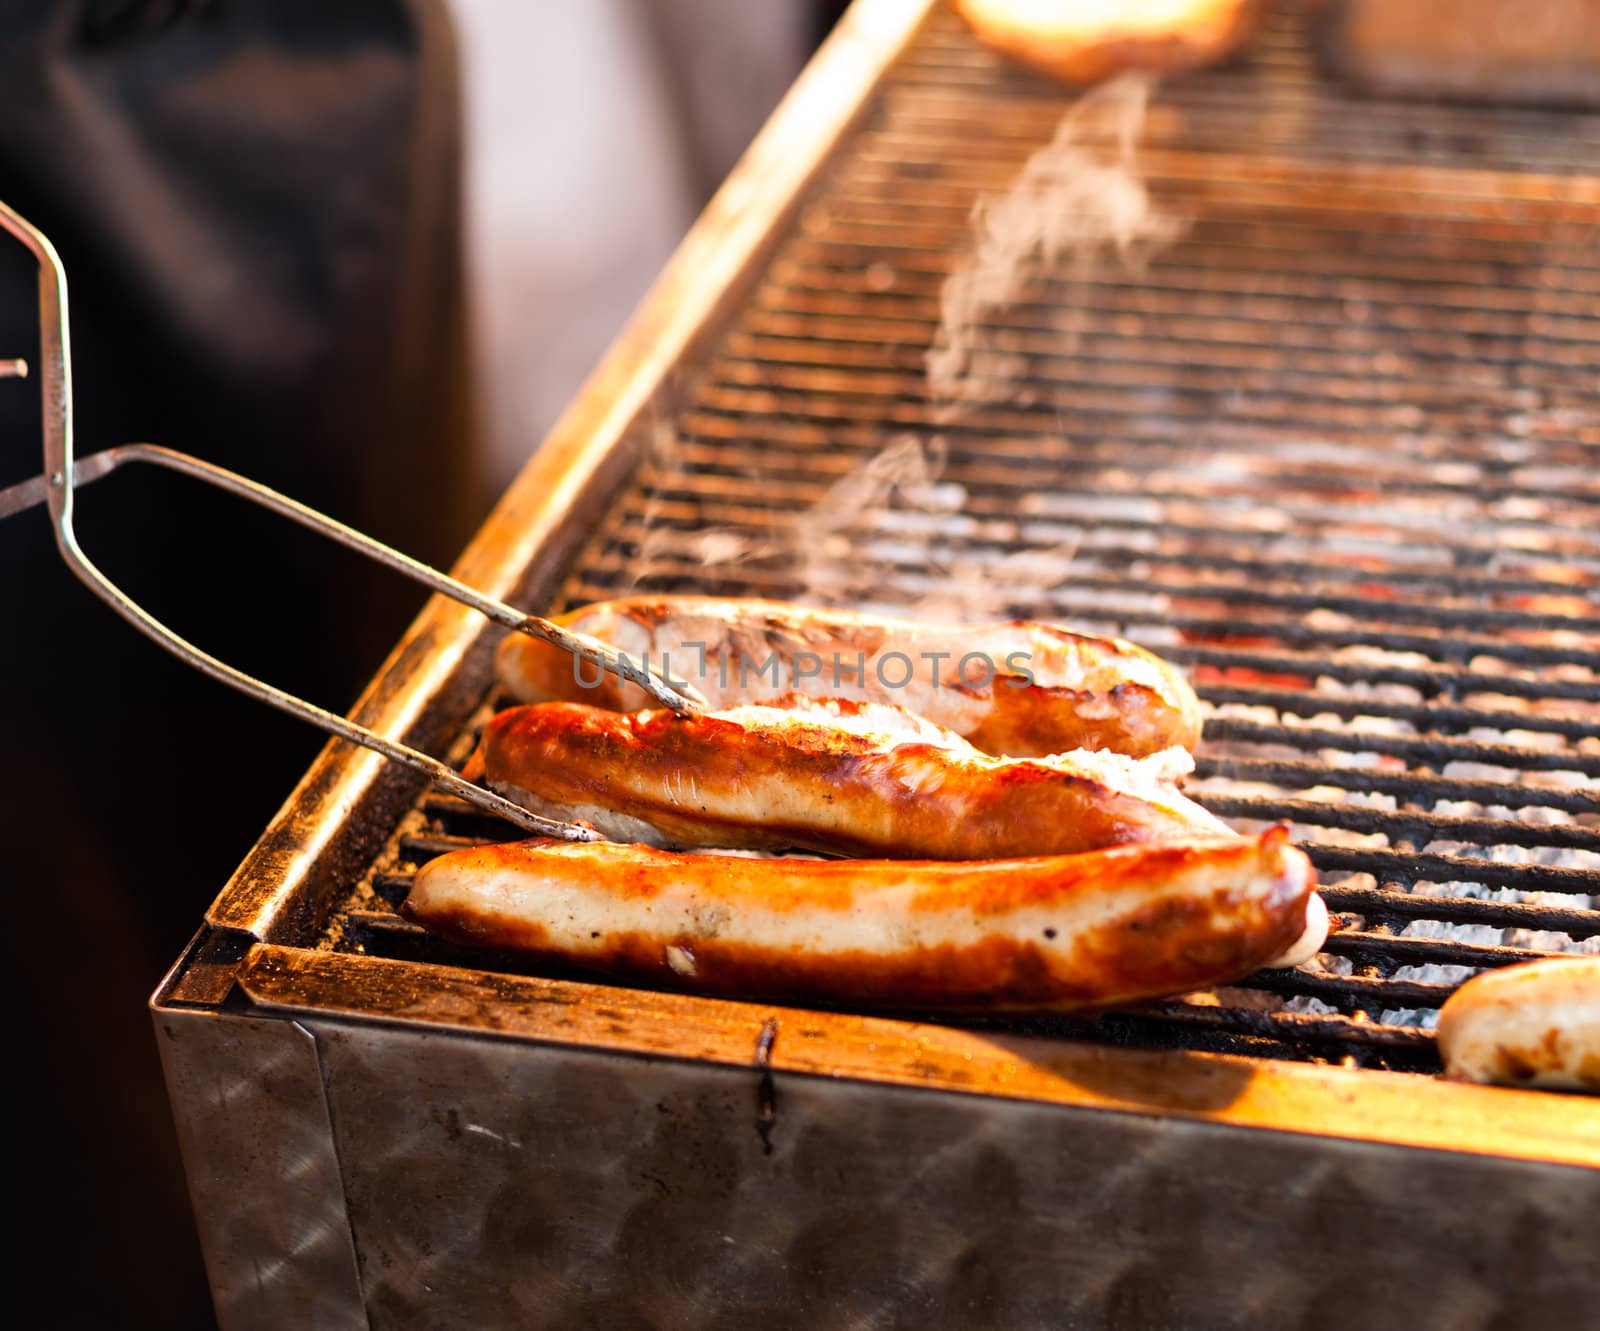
[953,0,1264,84]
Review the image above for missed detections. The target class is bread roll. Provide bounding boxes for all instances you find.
[953,0,1264,84]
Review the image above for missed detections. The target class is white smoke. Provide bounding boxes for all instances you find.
[927,72,1185,419]
[628,73,1182,623]
[791,433,955,603]
[784,72,1181,616]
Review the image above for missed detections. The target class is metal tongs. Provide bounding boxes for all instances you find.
[0,201,705,837]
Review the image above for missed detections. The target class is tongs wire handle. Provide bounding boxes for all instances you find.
[0,199,702,837]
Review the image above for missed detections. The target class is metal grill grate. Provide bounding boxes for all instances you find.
[335,6,1599,1074]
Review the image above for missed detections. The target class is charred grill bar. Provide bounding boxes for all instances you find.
[155,3,1600,1327]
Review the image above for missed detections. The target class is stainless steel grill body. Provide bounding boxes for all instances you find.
[154,3,1600,1327]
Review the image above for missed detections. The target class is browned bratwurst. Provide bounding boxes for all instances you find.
[403,829,1315,1010]
[471,695,1228,860]
[1437,958,1600,1093]
[495,596,1202,759]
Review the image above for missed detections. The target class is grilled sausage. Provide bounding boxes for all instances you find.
[471,695,1229,860]
[1437,957,1600,1093]
[1265,890,1329,970]
[403,828,1315,1010]
[494,596,1202,759]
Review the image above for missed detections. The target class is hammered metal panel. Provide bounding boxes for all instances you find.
[307,1019,1600,1331]
[154,1007,366,1331]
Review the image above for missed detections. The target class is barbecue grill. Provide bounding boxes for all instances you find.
[152,2,1599,1326]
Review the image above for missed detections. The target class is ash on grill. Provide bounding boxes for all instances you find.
[340,4,1599,1076]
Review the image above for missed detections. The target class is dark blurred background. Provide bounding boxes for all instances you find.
[0,2,841,1324]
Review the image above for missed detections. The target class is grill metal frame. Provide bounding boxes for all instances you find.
[155,3,1600,1326]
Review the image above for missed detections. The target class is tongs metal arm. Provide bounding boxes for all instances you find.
[7,438,706,715]
[0,198,703,838]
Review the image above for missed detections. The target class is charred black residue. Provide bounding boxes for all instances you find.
[754,1017,779,1156]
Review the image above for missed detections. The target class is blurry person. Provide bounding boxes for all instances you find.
[454,0,808,490]
[0,1,808,1326]
[0,3,478,1326]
